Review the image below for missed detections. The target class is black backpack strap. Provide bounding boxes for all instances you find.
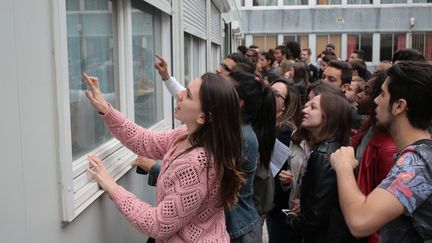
[412,139,432,147]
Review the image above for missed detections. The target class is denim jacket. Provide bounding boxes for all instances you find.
[225,124,260,239]
[144,124,260,239]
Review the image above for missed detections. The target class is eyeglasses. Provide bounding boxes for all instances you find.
[220,63,231,72]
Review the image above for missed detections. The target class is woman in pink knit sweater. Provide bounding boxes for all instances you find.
[83,72,244,242]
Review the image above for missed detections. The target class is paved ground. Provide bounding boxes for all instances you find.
[262,221,269,243]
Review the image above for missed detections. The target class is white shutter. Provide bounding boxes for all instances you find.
[210,3,222,45]
[183,0,207,40]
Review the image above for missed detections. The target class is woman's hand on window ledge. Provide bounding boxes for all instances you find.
[87,155,118,193]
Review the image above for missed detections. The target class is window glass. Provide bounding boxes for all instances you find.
[66,0,118,160]
[184,34,205,86]
[316,34,341,57]
[253,35,277,51]
[347,33,373,61]
[131,0,163,128]
[253,0,277,6]
[317,0,341,4]
[381,0,407,3]
[211,44,221,72]
[412,32,432,61]
[192,37,204,80]
[413,0,432,2]
[347,0,372,3]
[85,0,109,10]
[253,36,265,50]
[66,0,79,11]
[265,36,277,51]
[184,34,191,86]
[380,33,405,61]
[284,0,308,5]
[283,35,309,49]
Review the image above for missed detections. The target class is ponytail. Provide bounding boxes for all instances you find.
[253,86,276,168]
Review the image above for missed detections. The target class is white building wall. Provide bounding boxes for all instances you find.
[0,0,230,242]
[0,0,158,242]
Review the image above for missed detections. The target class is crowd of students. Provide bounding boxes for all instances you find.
[83,42,432,243]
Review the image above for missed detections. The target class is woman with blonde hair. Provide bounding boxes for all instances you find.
[279,60,294,81]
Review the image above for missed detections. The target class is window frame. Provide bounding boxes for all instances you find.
[347,33,373,61]
[52,0,172,223]
[184,33,206,86]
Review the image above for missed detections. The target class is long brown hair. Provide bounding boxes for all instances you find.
[292,62,310,87]
[303,94,351,147]
[188,73,244,208]
[271,79,302,130]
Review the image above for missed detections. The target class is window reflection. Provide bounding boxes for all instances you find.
[66,0,118,159]
[380,33,405,61]
[347,34,373,61]
[131,0,163,128]
[184,33,206,86]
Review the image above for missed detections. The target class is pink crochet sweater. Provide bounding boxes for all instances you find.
[102,106,229,242]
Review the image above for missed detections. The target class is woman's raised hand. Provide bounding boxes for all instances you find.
[154,54,170,81]
[83,73,110,114]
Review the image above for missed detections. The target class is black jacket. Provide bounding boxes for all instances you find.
[287,139,357,243]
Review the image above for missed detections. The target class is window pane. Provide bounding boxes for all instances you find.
[381,0,407,3]
[253,36,265,50]
[192,36,205,80]
[284,0,308,5]
[347,34,359,58]
[426,33,432,60]
[329,35,341,57]
[361,34,373,61]
[193,38,200,80]
[131,1,163,128]
[348,34,372,61]
[318,0,341,4]
[66,0,79,11]
[67,0,118,159]
[316,35,329,56]
[184,34,191,86]
[265,36,277,51]
[299,35,309,50]
[253,0,277,6]
[184,34,205,86]
[283,35,296,45]
[412,32,432,60]
[348,0,372,4]
[85,0,109,10]
[380,34,393,61]
[211,44,221,72]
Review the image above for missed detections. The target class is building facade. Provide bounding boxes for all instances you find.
[239,0,432,65]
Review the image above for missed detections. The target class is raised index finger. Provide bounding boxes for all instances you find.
[82,73,100,93]
[154,54,166,65]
